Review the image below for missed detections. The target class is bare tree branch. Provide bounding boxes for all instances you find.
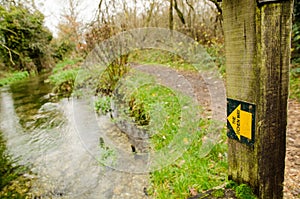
[0,27,17,36]
[174,0,185,25]
[30,0,38,11]
[98,0,103,11]
[208,0,222,16]
[185,0,194,12]
[96,0,104,22]
[0,42,19,65]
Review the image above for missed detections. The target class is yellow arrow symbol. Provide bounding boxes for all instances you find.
[227,104,252,140]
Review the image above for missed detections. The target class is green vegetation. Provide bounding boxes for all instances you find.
[95,96,112,115]
[290,1,300,102]
[3,1,294,198]
[226,181,257,199]
[0,71,29,86]
[96,55,129,95]
[51,40,76,62]
[98,137,116,166]
[206,43,226,75]
[129,49,196,72]
[0,4,53,72]
[290,66,300,101]
[292,1,300,63]
[128,44,225,75]
[148,125,228,198]
[0,132,33,198]
[235,184,257,199]
[212,189,225,197]
[48,58,82,97]
[128,83,191,150]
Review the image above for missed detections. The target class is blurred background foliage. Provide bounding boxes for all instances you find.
[0,3,53,73]
[292,0,300,64]
[0,0,299,72]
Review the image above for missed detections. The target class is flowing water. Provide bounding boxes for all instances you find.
[0,75,149,199]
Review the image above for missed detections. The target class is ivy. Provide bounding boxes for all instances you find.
[0,4,53,72]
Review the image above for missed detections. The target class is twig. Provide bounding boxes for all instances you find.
[0,42,18,65]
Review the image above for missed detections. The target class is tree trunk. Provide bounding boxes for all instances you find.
[169,0,174,30]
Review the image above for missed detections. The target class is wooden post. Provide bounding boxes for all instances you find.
[223,0,293,198]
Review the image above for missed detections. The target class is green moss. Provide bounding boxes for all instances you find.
[226,181,257,199]
[212,189,225,197]
[235,184,257,199]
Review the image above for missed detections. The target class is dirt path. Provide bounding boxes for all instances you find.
[284,99,300,198]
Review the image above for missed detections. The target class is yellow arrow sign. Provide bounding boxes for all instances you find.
[227,104,252,140]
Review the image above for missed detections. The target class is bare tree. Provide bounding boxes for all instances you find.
[145,0,155,27]
[56,0,85,53]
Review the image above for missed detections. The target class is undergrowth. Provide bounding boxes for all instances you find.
[0,71,30,86]
[226,181,257,199]
[48,58,82,97]
[290,64,300,101]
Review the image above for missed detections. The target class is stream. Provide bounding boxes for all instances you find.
[0,75,149,199]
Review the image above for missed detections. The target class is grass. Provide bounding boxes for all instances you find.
[51,58,83,74]
[112,70,201,148]
[95,95,112,115]
[129,49,197,72]
[48,57,82,97]
[128,44,226,76]
[206,43,226,75]
[0,71,30,86]
[148,125,228,198]
[129,83,183,150]
[95,58,129,95]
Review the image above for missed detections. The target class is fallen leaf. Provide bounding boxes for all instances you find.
[189,187,198,196]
